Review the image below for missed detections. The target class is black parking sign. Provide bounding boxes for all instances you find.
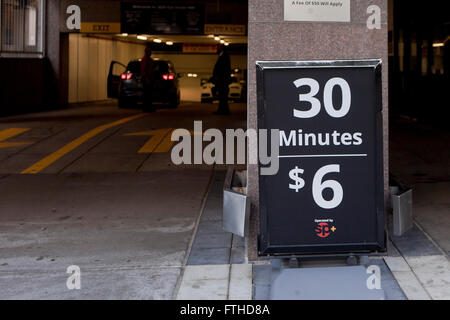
[256,60,385,256]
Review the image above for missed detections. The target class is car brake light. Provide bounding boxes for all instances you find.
[163,74,175,80]
[121,73,133,80]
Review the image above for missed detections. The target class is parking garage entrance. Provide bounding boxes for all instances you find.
[61,1,248,108]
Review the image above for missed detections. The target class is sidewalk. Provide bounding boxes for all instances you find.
[386,223,450,300]
[176,168,449,300]
[175,170,252,300]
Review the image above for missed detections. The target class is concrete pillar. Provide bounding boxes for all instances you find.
[46,0,63,106]
[247,0,389,261]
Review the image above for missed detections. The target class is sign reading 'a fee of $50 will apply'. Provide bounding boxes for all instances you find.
[284,0,351,22]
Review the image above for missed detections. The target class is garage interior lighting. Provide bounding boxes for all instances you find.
[137,35,147,41]
[214,36,221,41]
[220,40,225,44]
[224,42,229,46]
[153,39,162,43]
[433,43,444,47]
[120,33,128,37]
[187,73,198,78]
[166,41,173,46]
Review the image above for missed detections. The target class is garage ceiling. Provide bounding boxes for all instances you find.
[112,34,248,45]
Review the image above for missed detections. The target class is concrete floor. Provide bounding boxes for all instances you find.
[0,102,448,300]
[0,101,246,299]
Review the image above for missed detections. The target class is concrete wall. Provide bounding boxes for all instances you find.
[59,0,248,32]
[68,34,247,103]
[0,58,47,115]
[247,0,389,261]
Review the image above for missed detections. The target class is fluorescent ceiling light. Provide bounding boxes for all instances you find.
[137,35,147,41]
[214,36,221,41]
[153,39,162,43]
[433,43,444,47]
[166,41,173,46]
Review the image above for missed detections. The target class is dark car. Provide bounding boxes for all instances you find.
[107,59,181,109]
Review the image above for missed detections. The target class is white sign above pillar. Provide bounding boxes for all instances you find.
[284,0,351,22]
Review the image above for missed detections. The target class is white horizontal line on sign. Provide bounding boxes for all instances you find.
[279,154,368,159]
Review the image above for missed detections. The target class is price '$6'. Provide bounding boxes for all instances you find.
[289,165,343,210]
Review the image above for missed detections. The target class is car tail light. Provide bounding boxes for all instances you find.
[121,73,133,80]
[162,74,175,80]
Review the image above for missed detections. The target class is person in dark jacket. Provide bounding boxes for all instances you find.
[212,44,232,115]
[141,46,155,112]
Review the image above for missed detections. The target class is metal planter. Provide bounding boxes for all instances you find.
[223,168,250,238]
[390,185,413,237]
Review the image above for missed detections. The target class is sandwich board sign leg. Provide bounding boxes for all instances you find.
[256,60,385,256]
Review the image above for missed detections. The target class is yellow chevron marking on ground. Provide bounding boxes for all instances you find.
[124,130,202,154]
[22,114,147,174]
[125,129,173,154]
[0,128,32,149]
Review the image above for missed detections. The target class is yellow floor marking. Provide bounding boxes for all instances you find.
[21,114,147,174]
[155,130,204,153]
[0,128,32,149]
[154,129,176,153]
[124,129,203,154]
[124,129,172,154]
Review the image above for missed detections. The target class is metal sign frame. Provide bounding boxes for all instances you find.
[256,59,385,257]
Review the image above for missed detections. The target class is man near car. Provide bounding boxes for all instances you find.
[141,46,155,112]
[212,44,232,115]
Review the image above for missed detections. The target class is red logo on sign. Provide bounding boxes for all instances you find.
[315,222,331,238]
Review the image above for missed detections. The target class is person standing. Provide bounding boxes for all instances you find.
[212,44,232,115]
[141,46,155,112]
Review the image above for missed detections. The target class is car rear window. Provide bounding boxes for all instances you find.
[153,61,171,75]
[127,61,141,75]
[127,60,174,76]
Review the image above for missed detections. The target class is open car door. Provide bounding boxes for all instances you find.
[107,61,126,98]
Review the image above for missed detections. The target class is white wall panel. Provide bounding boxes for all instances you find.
[77,35,89,103]
[68,34,79,103]
[87,37,99,101]
[97,39,107,100]
[68,34,146,103]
